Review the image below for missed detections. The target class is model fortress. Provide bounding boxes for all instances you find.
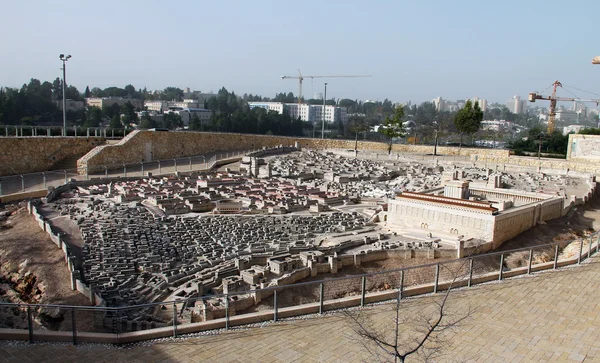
[387,172,564,250]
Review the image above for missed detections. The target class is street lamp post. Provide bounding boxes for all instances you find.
[321,83,327,139]
[433,121,439,156]
[59,54,72,136]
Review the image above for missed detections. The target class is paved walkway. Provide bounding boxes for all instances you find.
[2,259,600,362]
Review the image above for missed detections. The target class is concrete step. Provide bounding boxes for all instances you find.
[51,155,82,171]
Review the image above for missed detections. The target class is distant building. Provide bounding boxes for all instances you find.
[86,97,143,110]
[144,100,205,112]
[506,95,526,114]
[164,108,212,126]
[56,99,85,111]
[247,102,348,124]
[563,125,587,135]
[471,97,487,112]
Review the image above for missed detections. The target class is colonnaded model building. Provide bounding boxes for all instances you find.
[387,171,565,251]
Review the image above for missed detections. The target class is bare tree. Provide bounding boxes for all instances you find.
[345,262,474,362]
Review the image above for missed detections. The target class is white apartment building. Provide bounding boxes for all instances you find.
[247,102,348,124]
[144,100,204,112]
[471,97,487,112]
[506,95,527,114]
[164,108,212,126]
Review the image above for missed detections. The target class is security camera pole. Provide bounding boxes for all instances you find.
[59,54,72,136]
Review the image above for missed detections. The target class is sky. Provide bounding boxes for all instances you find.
[2,0,600,104]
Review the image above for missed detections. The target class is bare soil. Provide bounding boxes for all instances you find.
[0,204,91,330]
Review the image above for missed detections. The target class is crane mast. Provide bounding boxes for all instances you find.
[281,70,371,104]
[529,80,600,133]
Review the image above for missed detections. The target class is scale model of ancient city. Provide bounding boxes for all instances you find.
[26,143,594,329]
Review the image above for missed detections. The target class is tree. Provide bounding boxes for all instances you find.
[346,262,473,362]
[109,114,122,129]
[453,100,483,148]
[84,86,91,98]
[164,112,183,129]
[189,115,202,130]
[83,106,103,128]
[379,105,405,154]
[348,116,371,156]
[138,115,156,129]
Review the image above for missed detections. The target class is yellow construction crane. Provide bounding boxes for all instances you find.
[529,80,600,133]
[281,70,371,104]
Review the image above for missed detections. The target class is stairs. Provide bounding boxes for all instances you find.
[51,155,82,171]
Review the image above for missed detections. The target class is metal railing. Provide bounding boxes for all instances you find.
[1,232,598,345]
[0,149,262,197]
[0,125,132,138]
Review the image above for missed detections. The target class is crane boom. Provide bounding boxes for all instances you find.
[529,80,600,133]
[281,71,371,104]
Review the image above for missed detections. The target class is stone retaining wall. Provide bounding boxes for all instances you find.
[0,137,105,177]
[77,131,510,174]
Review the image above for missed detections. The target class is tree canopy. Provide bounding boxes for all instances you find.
[379,105,405,154]
[453,100,483,147]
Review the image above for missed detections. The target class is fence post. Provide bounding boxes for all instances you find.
[319,283,324,314]
[578,239,584,264]
[360,276,366,307]
[527,249,533,274]
[554,245,559,270]
[174,159,178,173]
[172,302,177,337]
[225,295,229,330]
[158,161,161,175]
[141,163,144,177]
[104,166,108,177]
[27,306,34,343]
[434,264,440,293]
[64,170,68,183]
[399,270,404,300]
[498,254,504,281]
[188,157,192,171]
[0,180,3,195]
[273,289,278,322]
[468,258,474,287]
[71,307,77,345]
[21,175,25,192]
[123,164,127,178]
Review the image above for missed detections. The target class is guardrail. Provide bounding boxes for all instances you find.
[0,125,132,138]
[0,232,597,345]
[0,149,261,197]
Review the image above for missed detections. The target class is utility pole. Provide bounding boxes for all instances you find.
[59,54,72,136]
[321,83,327,139]
[433,121,439,156]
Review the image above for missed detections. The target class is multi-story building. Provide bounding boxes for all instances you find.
[506,95,527,114]
[471,97,487,112]
[247,102,348,124]
[144,100,204,112]
[164,108,212,126]
[86,97,143,110]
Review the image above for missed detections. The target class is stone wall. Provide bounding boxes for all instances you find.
[0,137,105,176]
[567,134,600,162]
[472,150,600,175]
[77,130,510,174]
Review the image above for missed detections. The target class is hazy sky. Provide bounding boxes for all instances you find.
[2,0,600,104]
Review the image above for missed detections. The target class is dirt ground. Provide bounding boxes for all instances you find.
[0,205,91,307]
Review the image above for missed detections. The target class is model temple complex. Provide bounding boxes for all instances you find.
[22,147,594,328]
